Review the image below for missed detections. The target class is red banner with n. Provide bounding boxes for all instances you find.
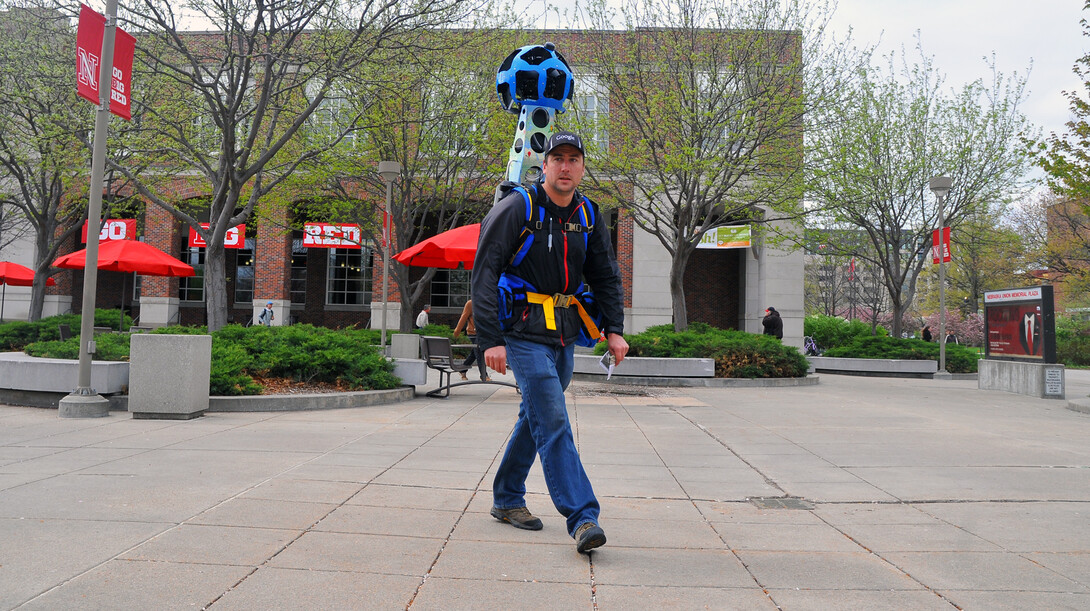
[76,4,135,121]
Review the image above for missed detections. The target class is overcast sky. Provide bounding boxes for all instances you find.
[827,0,1089,141]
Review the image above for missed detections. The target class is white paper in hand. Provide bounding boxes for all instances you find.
[599,352,615,380]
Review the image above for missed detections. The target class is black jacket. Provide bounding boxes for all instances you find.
[762,311,783,339]
[472,185,625,351]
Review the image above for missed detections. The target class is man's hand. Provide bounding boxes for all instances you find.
[607,333,628,366]
[484,345,507,375]
[453,331,461,340]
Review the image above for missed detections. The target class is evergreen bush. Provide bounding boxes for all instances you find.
[593,322,808,378]
[19,323,400,395]
[1056,316,1090,367]
[0,309,131,350]
[803,314,885,351]
[822,336,979,373]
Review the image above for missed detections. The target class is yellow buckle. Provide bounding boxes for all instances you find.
[553,293,574,308]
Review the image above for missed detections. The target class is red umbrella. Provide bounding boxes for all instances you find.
[0,262,56,322]
[393,224,480,270]
[53,240,196,277]
[54,240,195,331]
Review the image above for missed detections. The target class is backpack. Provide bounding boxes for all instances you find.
[496,181,604,347]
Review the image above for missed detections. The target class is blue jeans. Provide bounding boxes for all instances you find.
[493,337,599,536]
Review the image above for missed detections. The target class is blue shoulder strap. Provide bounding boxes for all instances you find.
[510,184,546,267]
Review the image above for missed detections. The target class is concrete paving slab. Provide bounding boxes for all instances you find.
[267,530,444,575]
[1027,552,1090,587]
[884,551,1088,591]
[767,588,953,610]
[412,576,592,610]
[119,524,297,565]
[712,521,863,552]
[16,559,253,610]
[238,477,364,504]
[605,516,726,549]
[595,584,775,609]
[597,496,707,522]
[841,522,1004,552]
[3,371,1090,607]
[941,590,1090,610]
[0,517,169,609]
[214,567,422,609]
[592,546,754,587]
[695,500,827,525]
[736,550,921,590]
[916,501,1090,552]
[189,497,338,530]
[347,482,475,512]
[429,539,588,582]
[315,504,462,539]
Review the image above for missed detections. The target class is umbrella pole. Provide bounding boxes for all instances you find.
[1,283,5,322]
[119,273,126,332]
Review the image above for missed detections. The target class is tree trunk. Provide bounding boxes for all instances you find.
[669,245,692,332]
[204,241,228,332]
[28,225,54,321]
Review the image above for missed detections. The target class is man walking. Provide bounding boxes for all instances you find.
[472,131,628,554]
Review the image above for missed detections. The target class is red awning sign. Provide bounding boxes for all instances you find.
[76,4,136,121]
[81,219,136,243]
[189,224,246,249]
[303,223,362,249]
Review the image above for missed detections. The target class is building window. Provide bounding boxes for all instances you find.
[326,246,372,305]
[179,246,205,302]
[234,238,255,305]
[430,269,471,308]
[574,73,609,152]
[291,234,308,306]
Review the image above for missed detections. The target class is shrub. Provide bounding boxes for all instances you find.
[20,323,400,395]
[594,322,808,378]
[0,309,132,350]
[822,336,980,373]
[803,315,884,351]
[1056,316,1090,367]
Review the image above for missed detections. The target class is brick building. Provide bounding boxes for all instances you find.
[5,28,804,344]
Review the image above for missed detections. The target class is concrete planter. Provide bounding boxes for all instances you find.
[808,356,937,376]
[573,354,715,378]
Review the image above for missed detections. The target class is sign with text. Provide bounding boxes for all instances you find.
[696,225,751,249]
[188,223,246,249]
[931,227,951,264]
[303,223,362,248]
[76,4,136,121]
[983,285,1056,363]
[81,219,136,243]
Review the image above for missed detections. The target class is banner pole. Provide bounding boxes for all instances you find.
[60,0,119,418]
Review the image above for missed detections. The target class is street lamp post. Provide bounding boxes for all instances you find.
[929,176,952,377]
[58,0,120,418]
[377,161,400,352]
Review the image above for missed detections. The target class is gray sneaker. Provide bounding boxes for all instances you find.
[490,506,543,530]
[575,521,606,553]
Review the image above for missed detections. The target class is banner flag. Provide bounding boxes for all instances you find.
[76,4,136,120]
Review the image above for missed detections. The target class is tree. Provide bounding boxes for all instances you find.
[808,42,1034,337]
[301,29,513,332]
[1028,1,1090,203]
[92,0,479,331]
[575,0,861,331]
[945,204,1028,312]
[0,3,92,320]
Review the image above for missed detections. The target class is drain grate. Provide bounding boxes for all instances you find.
[749,496,814,510]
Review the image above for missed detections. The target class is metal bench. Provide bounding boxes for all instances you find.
[420,336,517,398]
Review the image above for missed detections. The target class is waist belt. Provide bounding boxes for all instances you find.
[525,292,602,341]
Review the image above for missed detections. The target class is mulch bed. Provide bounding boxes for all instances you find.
[251,375,350,395]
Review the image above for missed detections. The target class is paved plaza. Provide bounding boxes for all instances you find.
[1,371,1089,610]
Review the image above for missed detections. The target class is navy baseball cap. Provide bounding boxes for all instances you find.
[543,131,585,157]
